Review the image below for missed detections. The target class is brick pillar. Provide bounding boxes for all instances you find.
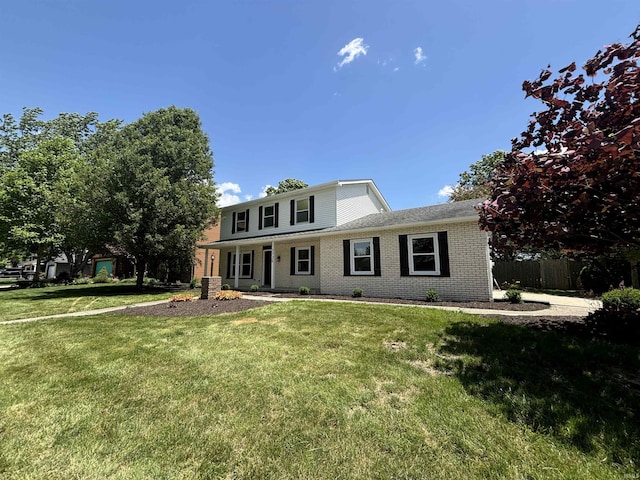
[200,276,222,299]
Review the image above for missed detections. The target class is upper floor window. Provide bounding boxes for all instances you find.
[232,209,249,234]
[258,203,279,230]
[289,196,314,225]
[296,198,309,223]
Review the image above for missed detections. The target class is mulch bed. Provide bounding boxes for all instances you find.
[117,293,549,318]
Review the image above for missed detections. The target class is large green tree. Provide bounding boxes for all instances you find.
[0,109,113,278]
[448,150,506,202]
[104,106,218,288]
[0,137,80,279]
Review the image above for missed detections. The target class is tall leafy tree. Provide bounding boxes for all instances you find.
[0,137,80,279]
[265,178,308,196]
[478,24,640,274]
[448,150,506,202]
[0,109,112,277]
[104,106,218,288]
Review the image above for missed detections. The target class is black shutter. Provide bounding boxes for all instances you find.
[310,246,315,275]
[231,212,236,234]
[290,247,296,275]
[226,251,232,278]
[438,232,450,277]
[309,195,315,223]
[250,250,254,278]
[290,200,295,225]
[373,237,381,276]
[399,235,409,276]
[274,202,279,227]
[343,240,351,276]
[258,206,263,230]
[245,209,250,232]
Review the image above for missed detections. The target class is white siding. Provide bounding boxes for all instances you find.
[336,183,387,225]
[220,187,337,241]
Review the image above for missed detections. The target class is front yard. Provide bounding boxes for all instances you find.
[0,301,638,479]
[0,282,186,322]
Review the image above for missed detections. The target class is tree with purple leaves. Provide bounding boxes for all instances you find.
[477,24,640,285]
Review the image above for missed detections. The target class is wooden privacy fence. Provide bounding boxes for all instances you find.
[493,259,586,290]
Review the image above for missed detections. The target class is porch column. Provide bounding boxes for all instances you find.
[234,245,240,289]
[271,241,276,289]
[203,248,209,279]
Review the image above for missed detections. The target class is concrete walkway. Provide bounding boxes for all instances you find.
[0,291,601,326]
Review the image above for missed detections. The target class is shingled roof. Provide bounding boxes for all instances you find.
[322,198,482,234]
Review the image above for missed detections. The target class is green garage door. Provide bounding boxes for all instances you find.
[95,260,113,277]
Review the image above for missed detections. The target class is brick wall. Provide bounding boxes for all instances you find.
[319,221,492,301]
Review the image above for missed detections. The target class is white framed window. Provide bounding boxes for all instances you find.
[231,252,253,278]
[296,198,309,223]
[350,238,374,275]
[296,247,311,274]
[235,211,247,232]
[408,233,440,275]
[263,205,275,228]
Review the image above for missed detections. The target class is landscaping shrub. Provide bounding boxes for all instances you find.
[213,290,243,300]
[250,284,259,292]
[585,288,640,344]
[425,289,440,302]
[170,293,195,302]
[221,283,231,290]
[93,267,110,284]
[504,289,522,304]
[299,286,310,295]
[601,288,640,311]
[352,288,363,298]
[189,277,200,289]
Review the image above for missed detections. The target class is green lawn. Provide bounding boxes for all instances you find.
[0,282,185,322]
[0,301,638,479]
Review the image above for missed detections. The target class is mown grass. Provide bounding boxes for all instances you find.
[0,301,638,479]
[0,283,184,322]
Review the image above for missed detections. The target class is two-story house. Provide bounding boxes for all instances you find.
[201,179,493,301]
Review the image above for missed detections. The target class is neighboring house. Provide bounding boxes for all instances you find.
[201,179,493,301]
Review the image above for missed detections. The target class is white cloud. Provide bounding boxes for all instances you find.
[393,67,399,72]
[414,46,426,65]
[438,185,454,198]
[216,182,242,207]
[335,37,369,70]
[259,185,273,198]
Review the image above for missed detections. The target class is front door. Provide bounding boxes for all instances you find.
[263,249,272,288]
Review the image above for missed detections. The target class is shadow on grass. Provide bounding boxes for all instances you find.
[438,320,640,466]
[0,283,187,301]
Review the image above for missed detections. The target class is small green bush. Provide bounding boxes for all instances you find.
[601,288,640,311]
[93,267,110,284]
[250,284,259,292]
[221,283,231,290]
[425,289,440,302]
[299,286,310,295]
[144,277,159,287]
[352,288,363,298]
[190,277,200,289]
[504,289,522,304]
[72,277,91,285]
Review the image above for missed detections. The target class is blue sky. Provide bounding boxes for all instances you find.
[1,1,638,210]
